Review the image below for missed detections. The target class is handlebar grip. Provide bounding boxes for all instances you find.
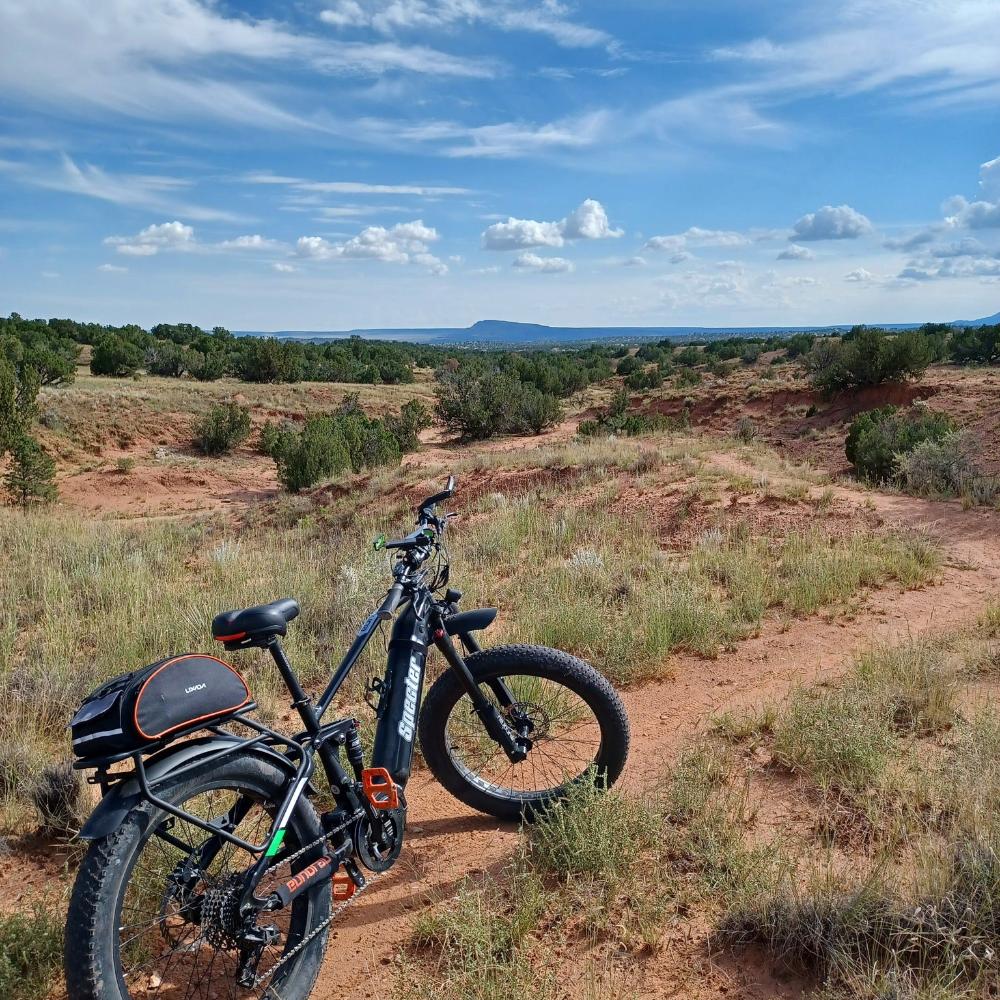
[377,582,405,621]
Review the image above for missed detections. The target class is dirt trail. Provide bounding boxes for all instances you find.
[314,482,1000,1000]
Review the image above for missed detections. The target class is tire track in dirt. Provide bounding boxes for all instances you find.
[314,487,1000,999]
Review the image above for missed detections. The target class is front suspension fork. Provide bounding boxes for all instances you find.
[432,615,528,764]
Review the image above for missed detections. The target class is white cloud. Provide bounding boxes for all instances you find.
[0,153,240,222]
[883,226,942,251]
[242,173,472,197]
[624,256,647,267]
[643,227,749,256]
[561,199,623,241]
[981,155,1000,196]
[295,219,444,272]
[482,218,565,250]
[218,234,280,250]
[949,196,1000,229]
[777,243,815,260]
[105,221,195,256]
[512,252,574,273]
[481,199,621,250]
[319,0,611,49]
[791,205,873,241]
[0,0,491,137]
[844,267,876,283]
[273,262,297,273]
[97,263,128,273]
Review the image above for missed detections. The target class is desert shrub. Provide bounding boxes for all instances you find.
[435,369,562,441]
[384,398,433,452]
[90,334,143,377]
[784,332,815,359]
[616,355,639,376]
[577,389,671,438]
[734,417,757,443]
[675,346,702,366]
[145,342,187,377]
[194,402,251,456]
[845,406,955,483]
[0,356,40,451]
[271,418,351,493]
[805,327,933,393]
[185,348,227,381]
[30,760,84,834]
[625,364,664,391]
[4,434,57,506]
[270,403,403,492]
[238,336,303,383]
[950,324,1000,365]
[674,367,702,388]
[897,430,999,503]
[258,419,283,457]
[0,905,64,1000]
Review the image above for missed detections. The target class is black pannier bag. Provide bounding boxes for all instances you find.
[71,654,252,759]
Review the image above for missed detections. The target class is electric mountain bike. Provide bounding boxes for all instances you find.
[64,476,630,1000]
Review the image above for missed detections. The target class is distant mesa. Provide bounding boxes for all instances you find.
[236,311,999,346]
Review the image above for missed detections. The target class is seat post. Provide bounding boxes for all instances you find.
[267,638,320,733]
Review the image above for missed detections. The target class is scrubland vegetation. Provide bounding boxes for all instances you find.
[401,611,1000,1000]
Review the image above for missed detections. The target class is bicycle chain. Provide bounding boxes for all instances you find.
[249,809,379,990]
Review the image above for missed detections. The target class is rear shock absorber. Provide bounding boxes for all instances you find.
[344,720,365,782]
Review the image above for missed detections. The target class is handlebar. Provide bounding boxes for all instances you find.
[376,581,406,620]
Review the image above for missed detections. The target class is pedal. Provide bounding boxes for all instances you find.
[361,767,399,810]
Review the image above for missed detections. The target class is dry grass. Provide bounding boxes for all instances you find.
[718,612,1000,1000]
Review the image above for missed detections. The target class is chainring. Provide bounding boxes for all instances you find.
[353,811,404,873]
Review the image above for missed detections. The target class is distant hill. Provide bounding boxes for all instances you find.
[951,310,1000,327]
[237,318,846,347]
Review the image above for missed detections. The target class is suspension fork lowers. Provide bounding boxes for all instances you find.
[431,613,527,764]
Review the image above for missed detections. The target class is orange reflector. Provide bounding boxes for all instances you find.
[332,871,357,902]
[361,767,399,810]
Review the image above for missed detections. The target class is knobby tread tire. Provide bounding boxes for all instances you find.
[419,644,630,821]
[64,754,330,1000]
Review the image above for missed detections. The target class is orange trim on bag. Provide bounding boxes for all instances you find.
[133,654,251,740]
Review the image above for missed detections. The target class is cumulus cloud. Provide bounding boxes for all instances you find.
[791,205,873,241]
[512,252,573,273]
[104,220,195,256]
[777,243,814,260]
[295,219,445,272]
[624,256,647,267]
[949,196,1000,229]
[844,267,876,283]
[481,199,621,250]
[97,263,128,273]
[898,256,1000,282]
[273,262,297,273]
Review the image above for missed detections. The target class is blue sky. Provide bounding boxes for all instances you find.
[2,0,1000,330]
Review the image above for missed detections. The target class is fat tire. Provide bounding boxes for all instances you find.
[419,644,629,821]
[64,754,331,1000]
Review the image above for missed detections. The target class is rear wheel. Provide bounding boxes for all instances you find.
[419,644,629,821]
[65,754,331,1000]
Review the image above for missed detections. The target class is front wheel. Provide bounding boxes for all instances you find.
[419,644,629,821]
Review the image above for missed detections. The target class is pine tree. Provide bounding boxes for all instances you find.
[5,433,57,506]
